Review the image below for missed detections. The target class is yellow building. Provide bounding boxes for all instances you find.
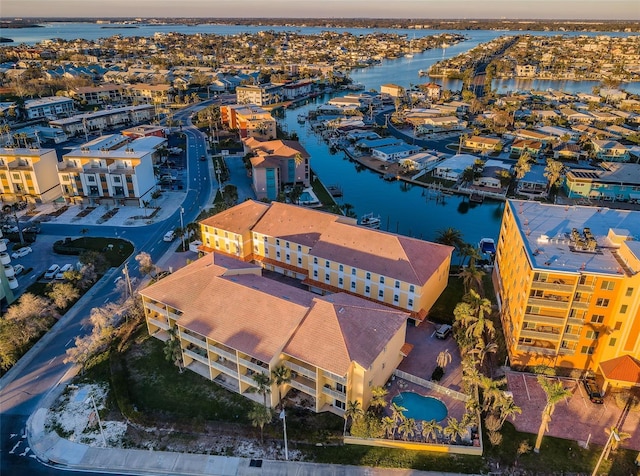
[141,254,409,415]
[494,200,640,387]
[0,147,62,204]
[199,201,453,322]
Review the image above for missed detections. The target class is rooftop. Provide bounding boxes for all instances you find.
[509,200,640,276]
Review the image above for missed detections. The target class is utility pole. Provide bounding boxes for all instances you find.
[279,408,288,461]
[122,262,133,299]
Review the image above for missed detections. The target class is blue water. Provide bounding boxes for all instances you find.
[392,392,448,422]
[299,192,313,201]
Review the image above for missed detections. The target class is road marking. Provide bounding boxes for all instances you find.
[47,357,55,366]
[103,298,110,304]
[19,447,30,457]
[81,324,86,330]
[9,441,21,453]
[65,338,73,347]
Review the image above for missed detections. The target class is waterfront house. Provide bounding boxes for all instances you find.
[591,139,630,162]
[510,139,543,158]
[371,143,422,162]
[463,135,502,154]
[553,142,583,161]
[355,137,403,154]
[380,83,404,99]
[140,253,410,415]
[0,147,62,204]
[433,154,478,181]
[516,164,548,198]
[563,162,640,202]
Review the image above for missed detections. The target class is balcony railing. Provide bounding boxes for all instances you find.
[530,281,575,293]
[562,333,581,342]
[571,301,590,310]
[208,345,236,362]
[290,378,315,396]
[567,317,585,326]
[147,316,169,330]
[524,313,566,325]
[322,371,346,385]
[146,302,166,314]
[516,344,556,355]
[210,359,238,378]
[519,329,561,343]
[575,284,595,292]
[180,332,206,348]
[183,348,208,365]
[238,357,268,374]
[285,361,316,380]
[322,386,346,401]
[527,297,570,310]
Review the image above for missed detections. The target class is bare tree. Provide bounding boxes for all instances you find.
[47,282,80,310]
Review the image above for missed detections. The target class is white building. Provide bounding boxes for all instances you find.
[24,96,75,120]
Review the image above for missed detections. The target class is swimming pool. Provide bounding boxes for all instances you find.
[391,392,448,422]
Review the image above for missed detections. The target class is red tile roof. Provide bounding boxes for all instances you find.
[200,200,269,235]
[599,355,640,384]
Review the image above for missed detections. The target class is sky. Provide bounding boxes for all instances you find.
[2,0,639,21]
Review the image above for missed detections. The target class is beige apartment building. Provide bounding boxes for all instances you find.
[0,147,62,203]
[141,254,409,415]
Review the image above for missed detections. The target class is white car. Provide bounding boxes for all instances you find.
[44,264,60,279]
[13,264,25,275]
[55,264,73,280]
[163,230,176,242]
[11,246,32,259]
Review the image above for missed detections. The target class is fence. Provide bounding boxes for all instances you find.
[393,369,469,402]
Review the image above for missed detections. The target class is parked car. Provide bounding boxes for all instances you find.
[44,264,60,279]
[55,263,73,280]
[200,155,206,161]
[13,264,25,275]
[582,378,604,404]
[163,230,176,242]
[2,224,19,233]
[435,324,452,339]
[11,246,32,259]
[23,225,41,234]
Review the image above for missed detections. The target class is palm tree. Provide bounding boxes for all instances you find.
[343,400,363,436]
[271,364,292,409]
[163,327,183,373]
[421,419,442,443]
[381,416,396,440]
[543,158,566,192]
[497,396,522,426]
[436,349,452,371]
[251,372,272,408]
[390,401,407,426]
[142,200,151,218]
[463,290,495,340]
[470,339,498,368]
[248,402,272,444]
[514,151,532,180]
[369,386,389,414]
[460,265,485,295]
[435,227,464,264]
[398,417,417,441]
[478,375,507,413]
[443,417,465,444]
[603,426,631,459]
[533,376,572,453]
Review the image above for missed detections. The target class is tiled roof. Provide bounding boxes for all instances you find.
[251,202,340,248]
[599,355,640,384]
[200,200,269,235]
[311,221,453,285]
[283,293,407,376]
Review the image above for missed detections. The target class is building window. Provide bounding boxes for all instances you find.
[625,287,634,297]
[586,330,599,340]
[297,257,302,265]
[366,272,371,280]
[276,251,281,258]
[285,242,289,249]
[609,337,617,347]
[378,290,384,298]
[365,286,370,293]
[313,257,318,264]
[297,245,301,252]
[614,321,622,330]
[325,273,330,281]
[395,280,400,289]
[285,254,290,261]
[351,282,356,290]
[393,294,399,303]
[595,298,610,307]
[254,244,259,252]
[620,304,628,314]
[408,299,413,307]
[339,264,343,272]
[409,285,415,293]
[590,314,604,324]
[339,277,343,285]
[581,346,595,355]
[335,400,345,410]
[263,235,268,241]
[600,280,615,291]
[313,270,318,278]
[325,261,330,268]
[379,276,385,284]
[351,268,356,275]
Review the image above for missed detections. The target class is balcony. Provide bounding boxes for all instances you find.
[183,348,209,366]
[208,344,236,362]
[516,344,556,355]
[290,376,316,396]
[180,331,206,348]
[530,280,575,293]
[523,313,566,325]
[527,297,570,310]
[210,358,238,378]
[322,370,346,385]
[147,316,169,330]
[322,385,346,401]
[146,302,166,314]
[571,301,590,310]
[575,284,595,293]
[562,333,581,342]
[519,329,561,343]
[285,361,316,381]
[238,356,268,374]
[567,317,585,326]
[558,347,576,356]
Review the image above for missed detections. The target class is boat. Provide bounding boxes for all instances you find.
[297,114,306,124]
[360,213,381,229]
[479,238,496,255]
[469,192,484,203]
[405,53,414,58]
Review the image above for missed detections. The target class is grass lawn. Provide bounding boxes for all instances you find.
[429,275,464,324]
[59,237,133,268]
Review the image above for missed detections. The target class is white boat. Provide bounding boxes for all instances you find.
[297,114,306,124]
[360,213,381,229]
[479,238,496,255]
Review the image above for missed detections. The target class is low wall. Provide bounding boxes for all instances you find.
[344,436,483,455]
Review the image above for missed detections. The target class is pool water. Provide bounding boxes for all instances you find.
[391,392,448,422]
[299,192,313,201]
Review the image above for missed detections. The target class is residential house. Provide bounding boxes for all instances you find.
[243,138,310,200]
[24,96,74,120]
[380,83,404,99]
[0,147,61,203]
[591,140,630,162]
[560,107,594,124]
[563,162,640,202]
[371,143,422,162]
[121,125,166,139]
[553,142,583,161]
[433,154,478,181]
[463,135,502,154]
[57,134,165,206]
[422,82,442,101]
[140,253,410,415]
[493,200,640,385]
[516,164,548,198]
[220,104,277,140]
[515,64,538,77]
[510,139,544,158]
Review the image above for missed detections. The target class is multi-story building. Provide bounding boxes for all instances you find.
[199,200,453,322]
[236,83,283,106]
[57,134,165,206]
[493,200,640,390]
[0,229,18,308]
[127,83,173,106]
[0,147,62,203]
[140,254,409,416]
[591,140,630,163]
[220,104,277,140]
[564,162,640,202]
[243,138,310,200]
[70,84,128,106]
[49,105,155,137]
[24,96,75,120]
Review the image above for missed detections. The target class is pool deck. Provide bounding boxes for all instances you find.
[387,321,467,424]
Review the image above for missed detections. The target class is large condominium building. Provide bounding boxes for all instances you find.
[141,254,409,416]
[236,83,282,106]
[49,105,155,137]
[494,200,640,391]
[243,138,310,200]
[24,96,75,120]
[199,200,453,322]
[0,147,62,203]
[57,134,165,206]
[220,104,277,140]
